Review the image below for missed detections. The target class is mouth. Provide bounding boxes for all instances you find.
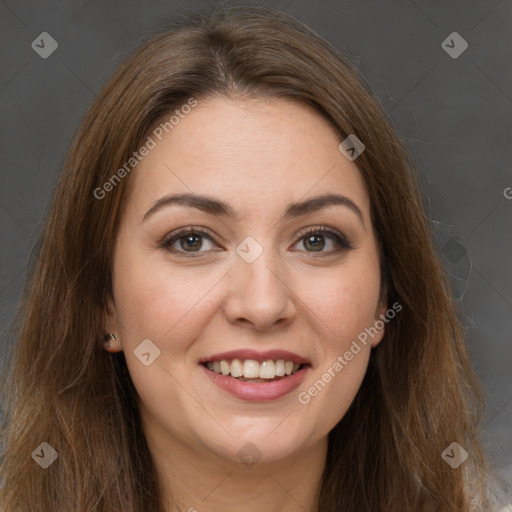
[201,358,307,383]
[198,349,311,402]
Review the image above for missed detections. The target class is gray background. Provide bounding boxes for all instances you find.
[1,0,511,508]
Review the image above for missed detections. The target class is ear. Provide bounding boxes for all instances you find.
[371,297,388,349]
[102,295,123,353]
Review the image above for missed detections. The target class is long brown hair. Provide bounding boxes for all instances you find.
[0,4,495,511]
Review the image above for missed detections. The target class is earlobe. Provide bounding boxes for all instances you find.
[103,332,123,353]
[371,300,388,348]
[375,298,388,322]
[102,297,122,352]
[371,329,385,349]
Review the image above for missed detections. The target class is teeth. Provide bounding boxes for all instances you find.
[205,358,304,379]
[230,359,243,378]
[243,360,260,379]
[259,360,275,379]
[220,360,230,375]
[275,359,285,376]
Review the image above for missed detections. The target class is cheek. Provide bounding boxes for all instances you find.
[296,260,381,347]
[293,272,378,440]
[112,249,223,351]
[296,347,370,446]
[111,252,222,427]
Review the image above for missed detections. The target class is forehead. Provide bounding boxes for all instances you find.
[127,96,370,221]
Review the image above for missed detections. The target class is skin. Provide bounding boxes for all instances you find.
[105,96,387,512]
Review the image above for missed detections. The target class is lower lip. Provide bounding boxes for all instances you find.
[201,365,310,402]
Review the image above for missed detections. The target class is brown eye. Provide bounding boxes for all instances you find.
[179,234,203,251]
[161,227,217,254]
[292,227,353,254]
[303,233,326,251]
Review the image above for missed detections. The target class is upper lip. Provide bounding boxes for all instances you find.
[199,349,310,365]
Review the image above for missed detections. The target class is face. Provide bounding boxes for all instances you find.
[106,96,386,465]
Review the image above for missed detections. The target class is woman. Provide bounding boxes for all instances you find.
[0,5,495,511]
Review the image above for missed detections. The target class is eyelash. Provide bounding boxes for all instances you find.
[294,226,353,253]
[160,225,353,257]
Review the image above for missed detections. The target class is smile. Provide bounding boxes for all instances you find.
[204,358,302,381]
[199,349,311,402]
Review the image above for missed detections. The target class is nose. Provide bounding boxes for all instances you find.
[222,247,297,332]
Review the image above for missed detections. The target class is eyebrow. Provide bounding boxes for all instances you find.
[142,192,365,226]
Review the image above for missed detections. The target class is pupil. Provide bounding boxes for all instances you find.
[182,235,202,251]
[305,235,324,251]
